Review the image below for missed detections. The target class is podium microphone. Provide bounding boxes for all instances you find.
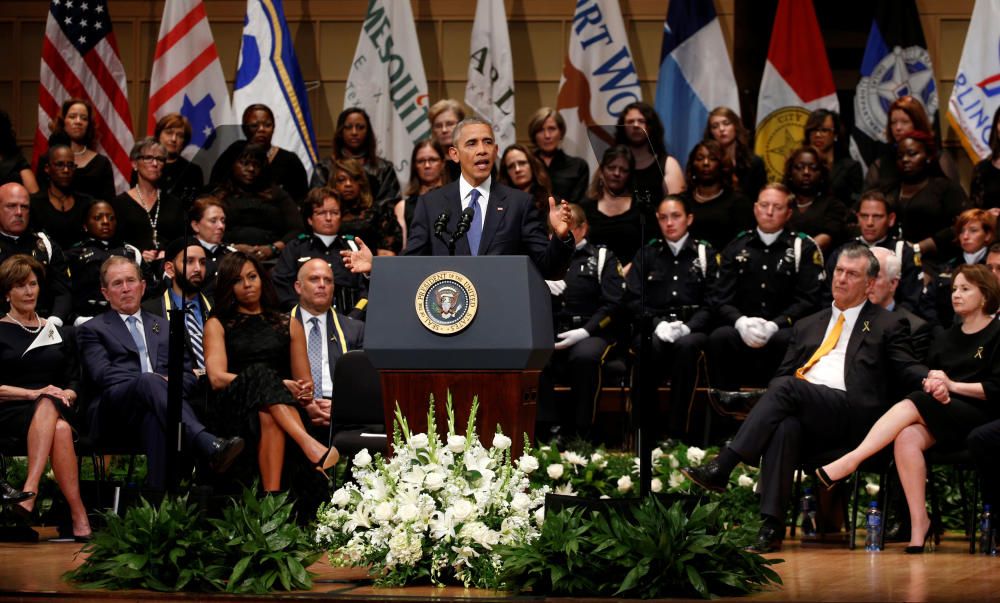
[433,211,451,237]
[453,206,475,239]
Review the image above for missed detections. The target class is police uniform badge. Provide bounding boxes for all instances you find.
[415,271,478,335]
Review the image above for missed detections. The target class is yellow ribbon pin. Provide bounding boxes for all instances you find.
[862,320,871,333]
[975,346,984,359]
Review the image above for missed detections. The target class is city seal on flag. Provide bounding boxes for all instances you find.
[855,45,938,142]
[415,271,478,335]
[754,106,810,183]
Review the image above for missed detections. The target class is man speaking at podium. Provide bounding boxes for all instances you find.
[342,118,576,279]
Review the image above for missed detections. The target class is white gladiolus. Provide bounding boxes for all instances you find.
[447,435,467,453]
[686,446,706,465]
[517,455,539,473]
[651,478,663,493]
[547,463,564,480]
[354,448,372,468]
[738,474,755,488]
[492,433,512,450]
[617,475,633,493]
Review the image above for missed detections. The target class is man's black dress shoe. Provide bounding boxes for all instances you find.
[0,480,34,504]
[208,437,245,474]
[747,524,783,553]
[681,460,729,492]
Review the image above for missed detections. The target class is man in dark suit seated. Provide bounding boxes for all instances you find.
[291,258,364,438]
[683,243,928,552]
[77,256,243,490]
[341,118,575,279]
[868,247,932,362]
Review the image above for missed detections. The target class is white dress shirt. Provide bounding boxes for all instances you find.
[458,174,491,231]
[804,302,866,391]
[300,307,333,398]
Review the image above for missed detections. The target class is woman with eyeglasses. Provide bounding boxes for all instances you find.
[45,98,115,204]
[29,135,93,250]
[112,137,186,263]
[802,109,862,205]
[395,140,450,247]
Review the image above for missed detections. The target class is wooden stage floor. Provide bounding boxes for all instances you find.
[0,529,997,602]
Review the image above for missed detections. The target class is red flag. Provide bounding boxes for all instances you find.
[33,0,135,194]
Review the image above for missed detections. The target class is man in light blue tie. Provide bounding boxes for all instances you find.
[78,256,243,490]
[342,118,576,279]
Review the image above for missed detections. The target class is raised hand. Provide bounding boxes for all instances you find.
[548,196,573,240]
[340,236,374,274]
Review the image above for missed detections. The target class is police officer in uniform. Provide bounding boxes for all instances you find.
[272,187,368,318]
[188,196,232,300]
[626,196,718,441]
[538,204,625,442]
[66,199,143,323]
[0,183,72,326]
[708,183,825,390]
[824,190,922,312]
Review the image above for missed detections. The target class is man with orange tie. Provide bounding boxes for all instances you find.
[682,242,929,552]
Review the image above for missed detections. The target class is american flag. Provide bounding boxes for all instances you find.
[33,0,135,194]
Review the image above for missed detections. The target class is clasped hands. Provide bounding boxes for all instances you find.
[923,370,952,404]
[283,379,331,425]
[35,385,76,407]
[654,320,691,343]
[735,316,779,348]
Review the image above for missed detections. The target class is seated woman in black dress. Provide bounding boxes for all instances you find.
[615,101,684,201]
[783,146,850,252]
[313,108,400,207]
[498,143,552,227]
[0,110,39,193]
[45,98,116,203]
[888,132,968,264]
[865,96,958,193]
[920,208,996,326]
[802,109,862,205]
[211,141,303,263]
[680,139,752,250]
[203,252,338,492]
[113,137,186,264]
[582,145,653,270]
[818,264,1000,553]
[527,107,589,204]
[154,113,205,205]
[394,140,449,248]
[970,105,1000,212]
[0,255,91,539]
[703,106,766,200]
[30,137,92,250]
[331,158,400,255]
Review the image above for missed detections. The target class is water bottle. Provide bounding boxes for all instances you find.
[980,504,996,556]
[799,487,818,536]
[864,501,882,552]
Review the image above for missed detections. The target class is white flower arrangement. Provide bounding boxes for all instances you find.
[315,396,546,589]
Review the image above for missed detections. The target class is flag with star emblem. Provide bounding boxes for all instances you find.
[148,0,234,173]
[851,0,938,167]
[33,0,135,195]
[753,0,838,183]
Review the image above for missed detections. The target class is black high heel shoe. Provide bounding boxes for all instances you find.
[904,525,935,554]
[313,446,339,476]
[815,467,846,491]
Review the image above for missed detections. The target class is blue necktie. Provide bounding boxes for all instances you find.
[467,189,482,256]
[307,317,324,397]
[126,316,151,373]
[185,304,204,369]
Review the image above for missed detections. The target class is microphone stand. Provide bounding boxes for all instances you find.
[165,242,186,494]
[433,212,456,256]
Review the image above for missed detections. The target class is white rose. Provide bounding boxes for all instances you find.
[353,448,372,468]
[547,463,564,480]
[447,435,467,453]
[410,433,429,449]
[668,454,680,469]
[451,499,476,523]
[534,505,545,527]
[492,433,512,450]
[738,474,755,488]
[686,446,706,465]
[510,492,531,513]
[651,447,664,462]
[517,455,539,474]
[590,452,605,464]
[331,488,351,507]
[617,475,633,493]
[669,471,685,488]
[865,482,880,497]
[373,501,394,523]
[424,471,445,491]
[651,478,663,493]
[397,503,419,522]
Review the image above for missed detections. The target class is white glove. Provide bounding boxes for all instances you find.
[654,321,673,343]
[735,316,757,347]
[672,321,691,340]
[758,320,779,344]
[73,316,93,327]
[737,316,769,348]
[555,328,589,350]
[546,280,567,296]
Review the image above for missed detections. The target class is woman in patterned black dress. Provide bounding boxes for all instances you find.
[819,265,1000,552]
[203,251,338,492]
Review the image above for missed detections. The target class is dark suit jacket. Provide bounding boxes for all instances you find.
[141,290,211,353]
[403,179,574,279]
[77,309,196,438]
[893,305,932,363]
[772,301,927,436]
[291,305,365,392]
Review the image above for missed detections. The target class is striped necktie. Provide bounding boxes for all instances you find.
[185,304,204,369]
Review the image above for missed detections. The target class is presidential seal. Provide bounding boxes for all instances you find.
[753,106,810,183]
[414,271,478,335]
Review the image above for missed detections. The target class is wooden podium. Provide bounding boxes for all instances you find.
[365,256,554,458]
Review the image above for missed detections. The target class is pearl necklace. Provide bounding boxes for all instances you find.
[693,188,724,202]
[5,312,42,334]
